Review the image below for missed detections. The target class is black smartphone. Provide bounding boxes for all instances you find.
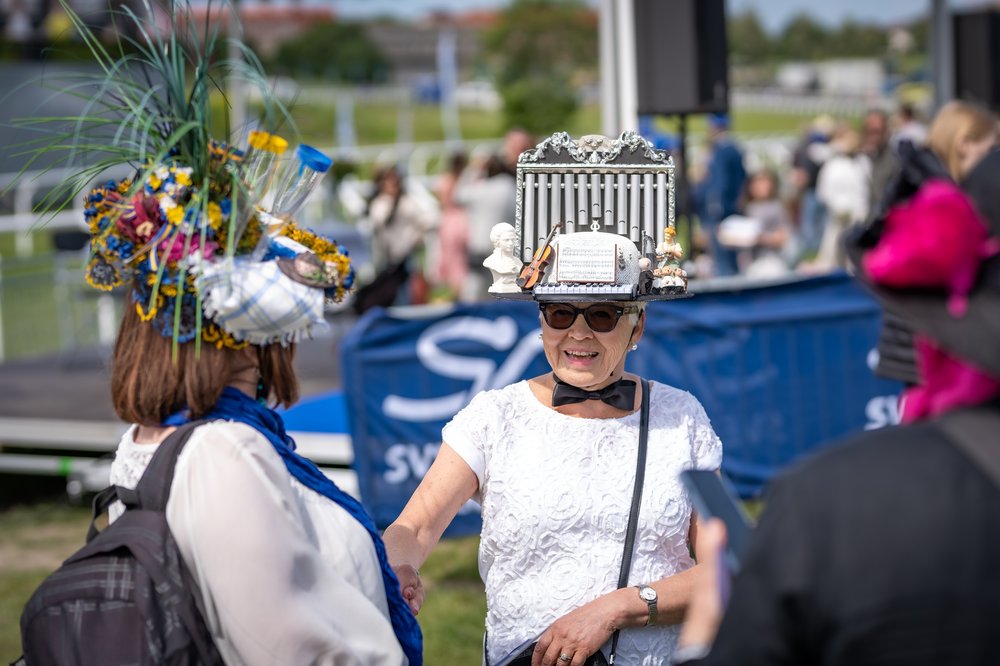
[680,470,753,575]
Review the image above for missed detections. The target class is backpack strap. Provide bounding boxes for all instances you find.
[134,420,208,511]
[936,405,1000,491]
[87,421,207,542]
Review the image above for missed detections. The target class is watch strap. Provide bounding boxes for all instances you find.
[635,584,657,626]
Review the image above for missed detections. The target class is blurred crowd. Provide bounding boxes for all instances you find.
[336,101,994,310]
[337,128,533,311]
[690,104,931,280]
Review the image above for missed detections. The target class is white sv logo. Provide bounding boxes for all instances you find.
[381,315,543,422]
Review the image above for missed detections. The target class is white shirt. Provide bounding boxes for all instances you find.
[816,153,871,223]
[455,173,517,256]
[110,421,405,666]
[368,194,438,267]
[443,381,723,666]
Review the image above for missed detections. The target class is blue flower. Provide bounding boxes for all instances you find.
[155,293,200,342]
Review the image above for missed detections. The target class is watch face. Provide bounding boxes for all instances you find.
[640,587,657,602]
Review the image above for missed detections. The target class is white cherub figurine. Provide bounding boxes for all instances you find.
[484,222,523,293]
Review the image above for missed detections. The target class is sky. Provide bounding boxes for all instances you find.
[326,0,992,33]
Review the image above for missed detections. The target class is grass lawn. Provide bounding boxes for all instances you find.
[0,500,486,663]
[227,96,827,150]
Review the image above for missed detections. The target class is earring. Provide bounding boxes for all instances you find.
[630,344,638,352]
[538,333,543,340]
[256,376,267,403]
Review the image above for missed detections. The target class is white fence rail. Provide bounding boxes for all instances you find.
[0,416,358,501]
[0,139,505,252]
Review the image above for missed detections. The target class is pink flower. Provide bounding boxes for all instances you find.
[157,232,218,263]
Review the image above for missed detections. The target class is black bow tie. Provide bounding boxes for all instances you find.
[551,375,637,411]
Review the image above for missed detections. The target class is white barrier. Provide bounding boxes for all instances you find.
[0,417,358,501]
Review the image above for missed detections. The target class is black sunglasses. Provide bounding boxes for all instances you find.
[539,303,639,333]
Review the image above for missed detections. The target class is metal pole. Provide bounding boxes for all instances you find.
[437,28,462,148]
[0,254,5,363]
[228,0,246,137]
[676,114,692,261]
[614,0,639,132]
[598,0,619,137]
[931,0,954,112]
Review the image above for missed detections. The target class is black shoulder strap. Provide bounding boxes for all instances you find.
[609,378,650,664]
[134,420,208,512]
[936,406,1000,491]
[617,378,650,588]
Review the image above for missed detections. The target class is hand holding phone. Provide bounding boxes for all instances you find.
[680,470,753,575]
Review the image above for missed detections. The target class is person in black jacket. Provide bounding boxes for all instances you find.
[673,148,1000,666]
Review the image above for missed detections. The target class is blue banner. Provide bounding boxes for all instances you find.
[341,273,903,533]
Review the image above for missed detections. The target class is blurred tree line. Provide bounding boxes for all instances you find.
[728,9,928,65]
[483,0,596,136]
[267,22,390,84]
[3,0,930,138]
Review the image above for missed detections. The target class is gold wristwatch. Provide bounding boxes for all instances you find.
[635,584,658,626]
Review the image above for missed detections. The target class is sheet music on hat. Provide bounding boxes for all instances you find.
[555,238,618,284]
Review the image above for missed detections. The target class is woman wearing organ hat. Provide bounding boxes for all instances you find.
[384,132,723,666]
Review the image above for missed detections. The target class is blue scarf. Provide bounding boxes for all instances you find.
[166,387,423,664]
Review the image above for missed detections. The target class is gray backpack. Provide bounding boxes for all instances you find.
[17,421,222,665]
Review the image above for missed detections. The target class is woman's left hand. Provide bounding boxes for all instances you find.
[531,594,623,666]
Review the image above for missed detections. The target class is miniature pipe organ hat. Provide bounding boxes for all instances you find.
[485,131,688,301]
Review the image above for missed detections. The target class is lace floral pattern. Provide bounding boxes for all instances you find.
[108,425,155,522]
[444,381,722,666]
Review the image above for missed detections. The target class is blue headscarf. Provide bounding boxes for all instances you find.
[166,387,423,664]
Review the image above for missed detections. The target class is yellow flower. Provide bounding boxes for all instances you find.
[165,204,184,225]
[267,135,288,154]
[248,130,270,150]
[136,302,158,321]
[148,172,162,190]
[207,201,223,228]
[202,323,248,350]
[174,168,193,187]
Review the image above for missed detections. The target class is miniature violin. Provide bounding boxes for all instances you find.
[516,223,562,289]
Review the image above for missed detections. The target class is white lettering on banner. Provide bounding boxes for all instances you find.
[384,443,441,484]
[382,316,544,422]
[381,443,485,517]
[865,395,901,430]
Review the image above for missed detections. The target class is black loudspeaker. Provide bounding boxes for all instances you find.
[633,0,729,116]
[953,10,1000,111]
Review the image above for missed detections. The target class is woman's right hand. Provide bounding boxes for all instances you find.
[393,563,425,615]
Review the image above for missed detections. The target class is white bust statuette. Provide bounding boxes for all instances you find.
[484,222,522,293]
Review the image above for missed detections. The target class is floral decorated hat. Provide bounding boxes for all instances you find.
[28,1,353,350]
[484,131,688,302]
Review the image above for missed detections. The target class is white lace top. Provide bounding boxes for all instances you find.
[443,381,723,666]
[109,421,405,665]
